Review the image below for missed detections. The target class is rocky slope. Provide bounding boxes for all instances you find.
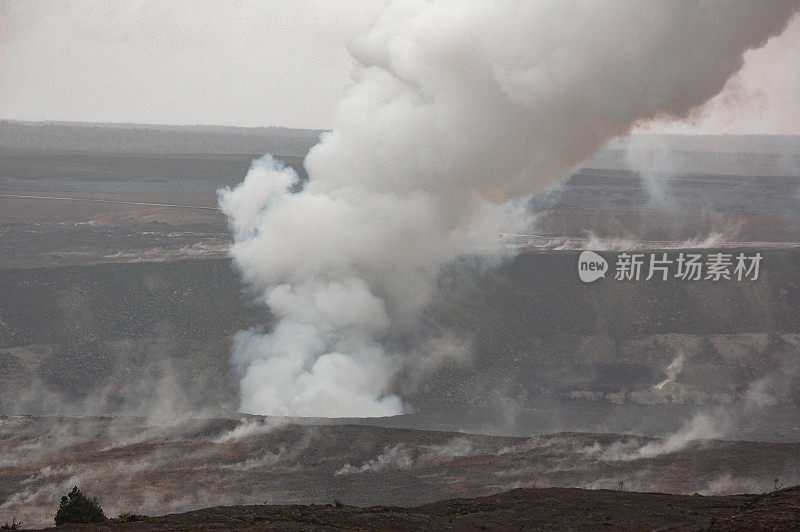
[40,486,800,531]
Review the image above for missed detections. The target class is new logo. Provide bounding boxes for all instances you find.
[578,250,608,283]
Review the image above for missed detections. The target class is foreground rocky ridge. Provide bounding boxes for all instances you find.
[42,486,800,531]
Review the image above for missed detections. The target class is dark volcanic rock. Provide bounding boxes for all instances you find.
[41,487,778,531]
[712,485,800,531]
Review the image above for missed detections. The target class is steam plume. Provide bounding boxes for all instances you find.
[219,1,799,417]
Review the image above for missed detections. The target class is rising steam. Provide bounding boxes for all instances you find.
[219,1,798,417]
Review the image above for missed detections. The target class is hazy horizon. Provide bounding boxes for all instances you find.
[2,118,800,138]
[2,1,799,135]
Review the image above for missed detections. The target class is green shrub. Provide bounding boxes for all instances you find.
[118,512,146,522]
[0,518,21,530]
[54,486,106,526]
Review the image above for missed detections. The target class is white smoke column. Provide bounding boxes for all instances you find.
[578,412,727,461]
[654,351,686,390]
[335,444,414,475]
[220,1,798,417]
[634,412,726,459]
[622,134,678,206]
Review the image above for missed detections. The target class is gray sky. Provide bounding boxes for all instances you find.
[2,1,798,133]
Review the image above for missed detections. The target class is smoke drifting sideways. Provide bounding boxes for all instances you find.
[219,1,799,418]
